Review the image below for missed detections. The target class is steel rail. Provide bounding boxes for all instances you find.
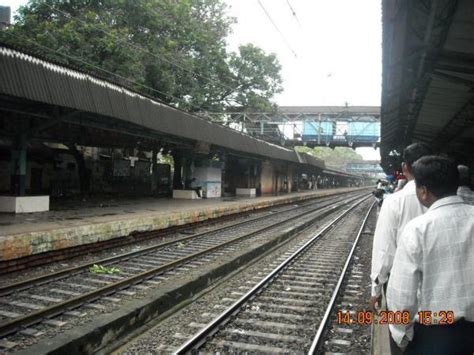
[308,201,375,354]
[0,194,367,337]
[0,191,362,297]
[173,195,371,354]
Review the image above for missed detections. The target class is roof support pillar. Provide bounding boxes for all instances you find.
[171,150,184,190]
[10,133,27,196]
[183,156,193,189]
[151,148,158,195]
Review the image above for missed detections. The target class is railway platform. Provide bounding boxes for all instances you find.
[371,295,397,355]
[0,187,363,263]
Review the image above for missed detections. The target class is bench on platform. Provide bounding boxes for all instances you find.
[0,195,50,213]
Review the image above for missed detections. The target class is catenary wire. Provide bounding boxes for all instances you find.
[286,0,302,27]
[257,0,298,58]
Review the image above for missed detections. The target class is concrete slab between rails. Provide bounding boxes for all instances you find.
[0,187,365,262]
[13,201,337,355]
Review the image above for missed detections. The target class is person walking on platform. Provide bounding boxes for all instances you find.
[457,165,473,205]
[386,156,474,354]
[370,142,432,311]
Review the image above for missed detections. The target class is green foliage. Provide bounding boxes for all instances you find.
[159,153,174,166]
[295,146,363,170]
[228,44,282,111]
[176,241,187,248]
[89,264,121,274]
[1,0,282,113]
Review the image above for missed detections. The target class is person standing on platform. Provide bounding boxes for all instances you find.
[369,142,432,311]
[457,165,473,205]
[386,156,474,354]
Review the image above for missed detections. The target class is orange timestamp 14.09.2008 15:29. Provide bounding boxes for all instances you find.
[337,310,455,326]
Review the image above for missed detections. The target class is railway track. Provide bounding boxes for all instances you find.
[317,207,375,354]
[173,199,375,354]
[0,192,367,342]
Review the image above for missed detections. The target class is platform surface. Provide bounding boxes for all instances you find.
[0,188,364,261]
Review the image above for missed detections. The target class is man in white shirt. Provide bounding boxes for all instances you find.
[457,165,473,205]
[387,156,474,354]
[370,143,432,310]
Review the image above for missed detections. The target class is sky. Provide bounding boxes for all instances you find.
[4,0,382,160]
[225,0,382,107]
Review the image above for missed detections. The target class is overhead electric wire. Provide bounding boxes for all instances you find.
[257,0,297,58]
[286,0,302,27]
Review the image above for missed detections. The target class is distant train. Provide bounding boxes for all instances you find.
[302,120,380,145]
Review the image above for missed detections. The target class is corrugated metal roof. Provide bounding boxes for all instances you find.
[0,45,338,172]
[381,0,474,170]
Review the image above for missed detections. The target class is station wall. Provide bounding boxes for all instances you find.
[0,154,79,195]
[0,152,172,197]
[0,145,362,200]
[260,161,274,194]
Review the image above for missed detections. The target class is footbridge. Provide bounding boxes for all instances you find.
[206,106,381,148]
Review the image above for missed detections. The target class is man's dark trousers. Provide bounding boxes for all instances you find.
[405,320,474,355]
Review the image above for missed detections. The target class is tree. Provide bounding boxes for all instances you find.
[1,0,282,113]
[3,1,144,85]
[226,44,282,111]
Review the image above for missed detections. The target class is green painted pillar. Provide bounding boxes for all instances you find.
[183,157,193,189]
[151,148,158,195]
[11,134,27,196]
[172,151,183,190]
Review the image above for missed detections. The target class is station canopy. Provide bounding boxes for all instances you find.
[381,0,474,171]
[0,44,370,178]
